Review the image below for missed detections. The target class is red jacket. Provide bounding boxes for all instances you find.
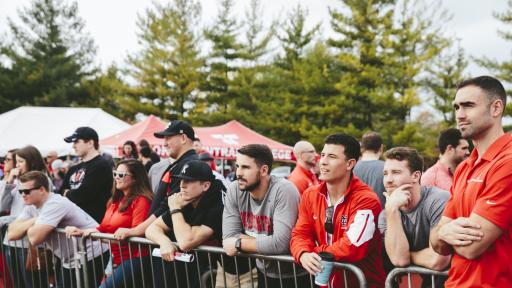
[290,176,385,287]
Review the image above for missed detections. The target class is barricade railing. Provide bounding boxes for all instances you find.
[0,226,368,288]
[0,225,87,288]
[385,266,449,288]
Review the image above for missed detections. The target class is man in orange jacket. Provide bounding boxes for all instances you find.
[290,133,385,287]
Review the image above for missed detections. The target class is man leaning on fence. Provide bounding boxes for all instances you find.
[7,171,109,288]
[430,76,512,287]
[145,160,223,288]
[290,133,385,288]
[222,144,308,288]
[379,147,450,287]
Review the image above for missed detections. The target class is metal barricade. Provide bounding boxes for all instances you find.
[0,226,368,288]
[79,231,368,288]
[385,266,448,288]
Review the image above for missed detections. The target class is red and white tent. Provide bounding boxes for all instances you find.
[101,117,293,161]
[100,115,167,157]
[195,120,293,161]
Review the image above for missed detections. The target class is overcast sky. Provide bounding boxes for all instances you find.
[1,0,510,76]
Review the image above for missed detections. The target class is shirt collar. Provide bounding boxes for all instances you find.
[480,133,512,162]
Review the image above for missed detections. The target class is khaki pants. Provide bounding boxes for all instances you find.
[215,262,258,288]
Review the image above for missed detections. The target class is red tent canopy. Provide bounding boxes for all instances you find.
[101,118,293,161]
[195,120,293,161]
[100,115,167,157]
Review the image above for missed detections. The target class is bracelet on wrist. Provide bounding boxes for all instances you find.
[169,208,182,215]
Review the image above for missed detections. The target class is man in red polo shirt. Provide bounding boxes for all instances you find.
[288,140,319,194]
[430,76,512,287]
[290,133,385,287]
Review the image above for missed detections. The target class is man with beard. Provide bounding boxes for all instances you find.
[431,76,512,287]
[379,147,450,287]
[288,140,319,195]
[223,144,307,288]
[421,128,470,191]
[113,120,198,240]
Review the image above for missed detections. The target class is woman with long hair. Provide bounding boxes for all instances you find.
[0,145,50,288]
[121,141,138,160]
[66,159,153,288]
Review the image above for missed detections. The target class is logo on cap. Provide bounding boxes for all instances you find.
[181,164,189,174]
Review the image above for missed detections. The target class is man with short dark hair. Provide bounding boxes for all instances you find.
[288,141,319,195]
[354,131,386,206]
[291,133,385,287]
[431,76,512,287]
[421,128,470,190]
[60,126,113,223]
[223,144,306,288]
[122,120,199,241]
[145,160,223,288]
[8,171,109,288]
[379,147,450,286]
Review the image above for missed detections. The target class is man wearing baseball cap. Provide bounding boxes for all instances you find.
[145,160,223,287]
[60,127,113,223]
[119,120,200,242]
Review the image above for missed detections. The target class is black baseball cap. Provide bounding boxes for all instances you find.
[198,152,214,161]
[64,127,99,143]
[172,160,215,181]
[154,120,195,140]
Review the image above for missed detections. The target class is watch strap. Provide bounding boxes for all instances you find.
[169,208,182,215]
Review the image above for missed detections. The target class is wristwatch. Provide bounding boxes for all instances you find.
[169,208,182,215]
[235,238,242,252]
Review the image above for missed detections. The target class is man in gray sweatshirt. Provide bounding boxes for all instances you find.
[223,144,308,288]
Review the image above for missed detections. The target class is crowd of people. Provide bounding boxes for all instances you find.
[0,75,510,288]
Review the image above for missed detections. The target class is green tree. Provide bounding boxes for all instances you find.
[126,0,204,120]
[424,45,468,126]
[0,0,97,112]
[82,65,134,121]
[477,0,512,116]
[328,0,448,146]
[202,0,246,116]
[276,4,321,69]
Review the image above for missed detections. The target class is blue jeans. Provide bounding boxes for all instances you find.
[99,257,151,288]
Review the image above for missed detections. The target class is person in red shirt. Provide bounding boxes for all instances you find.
[290,133,385,287]
[421,128,470,191]
[66,159,153,288]
[288,140,319,194]
[430,76,512,287]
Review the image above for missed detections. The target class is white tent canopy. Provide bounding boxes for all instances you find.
[0,107,130,156]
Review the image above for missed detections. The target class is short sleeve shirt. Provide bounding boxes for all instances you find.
[443,133,512,287]
[421,160,453,191]
[161,189,223,245]
[378,186,450,251]
[18,193,107,268]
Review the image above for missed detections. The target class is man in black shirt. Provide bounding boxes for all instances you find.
[60,127,113,223]
[116,120,199,241]
[145,160,223,287]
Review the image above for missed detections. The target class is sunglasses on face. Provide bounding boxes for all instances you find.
[18,186,42,195]
[325,206,334,234]
[113,171,131,179]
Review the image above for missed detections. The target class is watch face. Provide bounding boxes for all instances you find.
[235,238,241,250]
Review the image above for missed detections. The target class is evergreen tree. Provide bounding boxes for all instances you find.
[126,0,204,120]
[424,45,468,126]
[276,4,321,69]
[202,0,245,116]
[477,0,512,116]
[0,0,96,112]
[328,0,448,146]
